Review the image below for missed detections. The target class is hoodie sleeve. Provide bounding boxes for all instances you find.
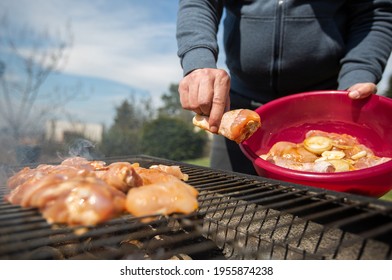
[338,0,392,90]
[176,0,224,76]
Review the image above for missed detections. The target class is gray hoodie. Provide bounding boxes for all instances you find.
[176,0,392,103]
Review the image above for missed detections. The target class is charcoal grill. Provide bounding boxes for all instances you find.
[1,155,392,260]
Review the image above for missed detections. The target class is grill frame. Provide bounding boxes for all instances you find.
[1,155,392,260]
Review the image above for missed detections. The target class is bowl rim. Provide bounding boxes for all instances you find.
[255,90,392,114]
[240,90,392,181]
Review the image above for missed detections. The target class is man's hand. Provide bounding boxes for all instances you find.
[178,68,230,133]
[347,83,377,99]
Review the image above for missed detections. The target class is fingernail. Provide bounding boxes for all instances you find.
[210,126,218,133]
[349,90,360,99]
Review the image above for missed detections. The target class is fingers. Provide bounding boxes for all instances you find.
[187,79,203,115]
[179,69,209,115]
[347,83,377,99]
[178,68,230,132]
[178,78,191,109]
[198,74,215,115]
[208,71,230,132]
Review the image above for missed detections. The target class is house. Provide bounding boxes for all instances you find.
[45,120,104,143]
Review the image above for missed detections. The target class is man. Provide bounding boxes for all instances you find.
[176,0,392,174]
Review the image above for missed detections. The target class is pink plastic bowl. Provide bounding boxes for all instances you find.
[240,90,392,197]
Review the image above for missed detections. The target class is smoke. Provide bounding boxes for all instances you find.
[0,165,8,186]
[67,138,104,160]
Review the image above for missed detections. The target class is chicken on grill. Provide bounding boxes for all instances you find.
[126,180,199,222]
[41,176,126,226]
[94,162,143,193]
[5,157,197,226]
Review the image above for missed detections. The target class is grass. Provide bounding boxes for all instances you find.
[183,157,392,201]
[380,191,392,201]
[183,157,210,167]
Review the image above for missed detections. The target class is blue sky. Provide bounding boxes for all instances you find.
[0,0,391,129]
[0,0,202,128]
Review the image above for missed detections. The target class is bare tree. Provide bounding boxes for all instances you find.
[0,15,74,163]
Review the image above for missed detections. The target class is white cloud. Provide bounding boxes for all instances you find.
[1,0,182,101]
[0,0,186,130]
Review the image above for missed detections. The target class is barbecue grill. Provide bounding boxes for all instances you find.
[1,155,391,260]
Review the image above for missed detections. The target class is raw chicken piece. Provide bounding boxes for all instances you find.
[124,165,198,221]
[6,165,90,202]
[125,179,199,222]
[5,157,198,226]
[260,130,391,173]
[354,156,391,170]
[149,164,189,181]
[7,166,44,190]
[7,164,71,189]
[267,157,335,173]
[193,109,261,143]
[61,156,107,170]
[7,157,105,190]
[17,170,93,208]
[6,173,74,207]
[6,165,126,226]
[264,141,319,163]
[41,176,126,226]
[305,130,359,148]
[95,162,143,192]
[133,166,184,185]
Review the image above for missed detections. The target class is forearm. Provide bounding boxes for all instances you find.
[338,0,392,90]
[176,0,224,76]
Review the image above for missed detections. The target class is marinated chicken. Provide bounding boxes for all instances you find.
[41,176,126,226]
[133,165,188,185]
[5,157,198,226]
[94,162,143,192]
[193,109,261,143]
[126,180,199,222]
[6,170,126,226]
[260,130,391,172]
[149,164,189,181]
[7,164,81,189]
[60,156,106,170]
[6,169,91,207]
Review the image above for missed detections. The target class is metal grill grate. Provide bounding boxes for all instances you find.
[1,155,391,260]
